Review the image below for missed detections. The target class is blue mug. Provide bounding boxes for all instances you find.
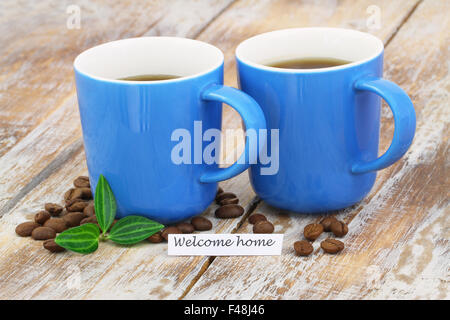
[236,28,416,212]
[74,37,266,224]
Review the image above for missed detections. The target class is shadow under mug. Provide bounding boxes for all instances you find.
[74,37,266,224]
[236,28,416,213]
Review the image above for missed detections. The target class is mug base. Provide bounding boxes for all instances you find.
[259,196,366,214]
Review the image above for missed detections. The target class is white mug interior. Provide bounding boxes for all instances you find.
[236,28,384,72]
[74,37,224,82]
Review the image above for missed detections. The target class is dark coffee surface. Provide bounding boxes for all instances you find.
[118,74,180,81]
[267,57,351,69]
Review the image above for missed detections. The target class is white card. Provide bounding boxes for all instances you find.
[168,233,284,256]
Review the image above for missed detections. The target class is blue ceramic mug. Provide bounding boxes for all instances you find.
[74,37,266,224]
[236,28,416,212]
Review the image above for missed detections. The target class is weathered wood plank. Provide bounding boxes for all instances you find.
[185,0,449,299]
[0,0,234,155]
[0,0,431,300]
[0,146,257,299]
[0,0,234,212]
[199,0,421,157]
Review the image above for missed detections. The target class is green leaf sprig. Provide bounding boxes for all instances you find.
[55,174,164,254]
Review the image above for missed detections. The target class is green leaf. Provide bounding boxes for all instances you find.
[55,223,100,254]
[94,174,117,234]
[108,216,164,245]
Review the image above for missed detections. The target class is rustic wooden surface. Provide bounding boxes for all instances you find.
[0,0,447,300]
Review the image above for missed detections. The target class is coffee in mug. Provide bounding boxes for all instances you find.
[118,74,180,81]
[266,57,351,69]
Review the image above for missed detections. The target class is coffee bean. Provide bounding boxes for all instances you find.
[215,204,244,219]
[161,226,181,241]
[64,188,92,203]
[15,221,40,237]
[148,232,164,243]
[73,176,90,188]
[319,216,338,232]
[64,188,76,201]
[217,187,224,195]
[44,203,63,216]
[44,218,68,233]
[43,239,65,253]
[34,211,51,225]
[83,202,95,216]
[215,192,237,204]
[248,213,267,224]
[32,227,56,240]
[220,198,239,206]
[176,222,195,234]
[63,212,85,227]
[80,216,97,225]
[79,187,92,199]
[294,240,314,256]
[253,220,274,234]
[303,223,324,241]
[191,216,212,231]
[330,220,348,237]
[321,238,344,254]
[67,200,89,212]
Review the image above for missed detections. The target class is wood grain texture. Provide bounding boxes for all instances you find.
[0,0,234,213]
[0,0,234,155]
[0,146,257,299]
[198,0,421,152]
[185,0,449,299]
[0,0,446,300]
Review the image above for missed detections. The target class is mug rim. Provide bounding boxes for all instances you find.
[74,36,224,84]
[235,27,384,74]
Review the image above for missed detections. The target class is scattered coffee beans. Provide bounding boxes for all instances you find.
[248,213,267,224]
[15,221,40,237]
[148,232,164,243]
[303,223,324,241]
[64,188,76,201]
[43,239,65,253]
[215,192,237,204]
[44,218,68,233]
[294,240,314,256]
[83,202,95,216]
[330,220,348,237]
[215,204,244,219]
[64,187,92,203]
[253,220,274,234]
[80,216,97,225]
[319,216,338,232]
[63,212,85,227]
[320,238,344,254]
[79,187,92,199]
[176,222,195,234]
[66,200,89,212]
[73,176,90,188]
[217,187,224,195]
[191,216,213,231]
[34,211,51,225]
[161,226,181,241]
[44,203,63,216]
[220,198,239,206]
[32,227,56,240]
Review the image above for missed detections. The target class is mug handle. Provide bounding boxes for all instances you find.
[199,84,267,183]
[352,77,416,174]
